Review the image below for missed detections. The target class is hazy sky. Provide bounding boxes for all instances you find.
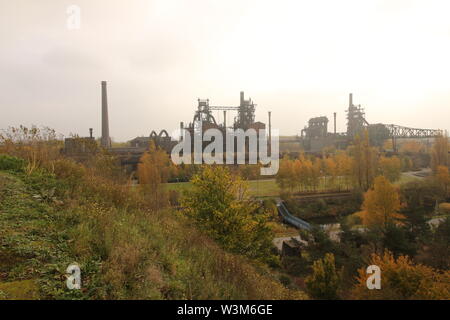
[1,0,450,141]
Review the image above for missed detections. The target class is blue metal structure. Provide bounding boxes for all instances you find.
[277,201,311,231]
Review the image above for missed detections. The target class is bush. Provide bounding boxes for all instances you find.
[0,154,25,172]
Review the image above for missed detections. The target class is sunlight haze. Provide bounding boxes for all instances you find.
[1,0,449,141]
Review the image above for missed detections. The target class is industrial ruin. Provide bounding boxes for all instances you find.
[63,81,270,172]
[63,82,443,172]
[297,93,442,153]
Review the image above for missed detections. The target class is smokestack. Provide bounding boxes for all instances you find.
[268,111,272,155]
[333,112,337,135]
[89,128,93,139]
[180,122,184,141]
[101,81,111,148]
[349,93,353,108]
[240,91,244,106]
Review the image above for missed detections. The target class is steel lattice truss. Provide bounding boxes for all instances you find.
[384,124,442,138]
[209,105,240,111]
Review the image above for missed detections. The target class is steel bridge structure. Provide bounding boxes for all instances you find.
[384,124,442,139]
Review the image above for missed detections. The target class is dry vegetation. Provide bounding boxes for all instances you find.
[0,126,305,300]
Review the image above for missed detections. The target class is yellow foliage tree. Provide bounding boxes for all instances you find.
[351,130,378,191]
[435,165,450,198]
[378,156,402,182]
[400,140,424,154]
[358,176,404,231]
[324,157,338,189]
[137,141,170,209]
[276,156,295,193]
[431,134,449,173]
[335,151,353,190]
[351,250,450,300]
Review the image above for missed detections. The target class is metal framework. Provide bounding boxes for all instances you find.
[384,124,442,139]
[192,92,256,130]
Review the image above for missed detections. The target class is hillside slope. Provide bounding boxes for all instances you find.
[0,163,305,300]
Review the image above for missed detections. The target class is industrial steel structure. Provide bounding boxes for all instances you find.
[63,83,270,172]
[63,82,443,172]
[298,93,442,152]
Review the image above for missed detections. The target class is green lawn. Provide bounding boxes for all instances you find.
[166,172,419,198]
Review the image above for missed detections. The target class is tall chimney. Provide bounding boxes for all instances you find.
[349,93,353,108]
[180,122,184,141]
[240,91,245,106]
[101,81,111,148]
[268,111,272,155]
[89,128,93,139]
[333,112,337,135]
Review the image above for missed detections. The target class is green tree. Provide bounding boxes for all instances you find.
[305,253,341,300]
[182,166,274,261]
[420,217,450,270]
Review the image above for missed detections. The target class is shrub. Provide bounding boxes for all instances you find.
[0,154,25,172]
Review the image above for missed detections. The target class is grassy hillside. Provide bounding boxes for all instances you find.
[0,156,305,300]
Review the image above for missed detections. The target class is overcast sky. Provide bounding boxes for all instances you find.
[1,0,450,141]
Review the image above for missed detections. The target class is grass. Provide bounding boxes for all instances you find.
[0,159,306,300]
[0,171,76,299]
[396,173,421,185]
[166,172,420,198]
[165,178,282,198]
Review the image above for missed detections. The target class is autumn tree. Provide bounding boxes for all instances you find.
[276,156,295,193]
[351,250,450,299]
[335,151,353,190]
[137,141,171,209]
[324,156,338,189]
[435,165,450,198]
[351,130,378,191]
[401,156,413,172]
[431,133,449,173]
[358,176,404,232]
[400,140,424,154]
[182,166,273,261]
[378,156,402,182]
[305,253,341,300]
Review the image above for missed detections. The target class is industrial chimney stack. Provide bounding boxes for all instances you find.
[268,111,272,155]
[180,122,184,141]
[333,112,337,135]
[349,93,353,108]
[223,110,227,128]
[101,81,111,148]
